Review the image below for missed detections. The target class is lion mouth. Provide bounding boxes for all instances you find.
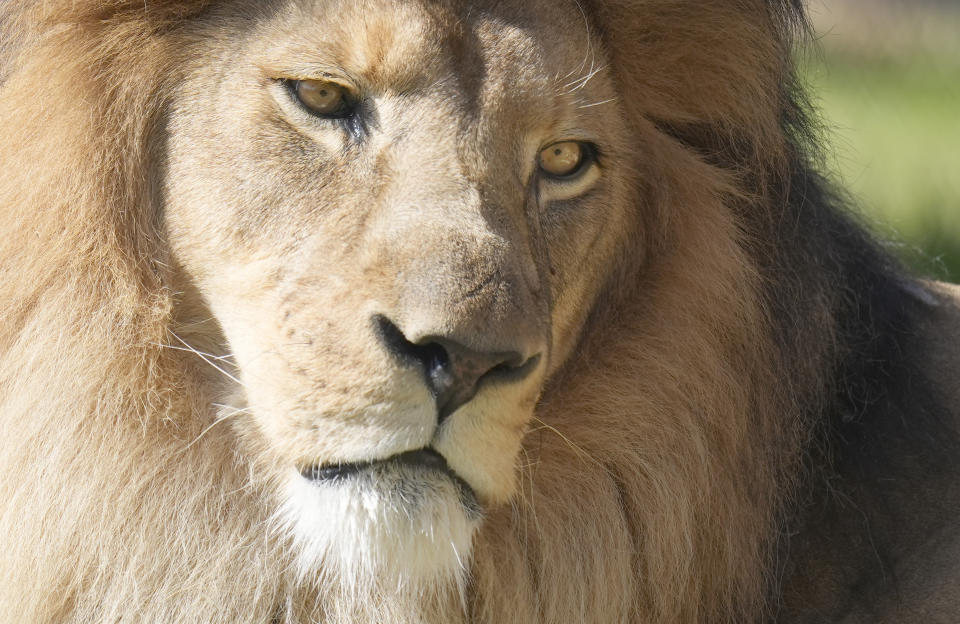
[300,448,479,509]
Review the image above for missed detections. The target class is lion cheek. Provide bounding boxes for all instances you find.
[433,388,538,504]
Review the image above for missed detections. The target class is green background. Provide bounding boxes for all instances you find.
[804,0,960,281]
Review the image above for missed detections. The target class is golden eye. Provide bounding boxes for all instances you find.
[539,141,586,178]
[292,79,351,116]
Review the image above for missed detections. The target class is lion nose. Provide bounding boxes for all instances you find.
[374,315,537,422]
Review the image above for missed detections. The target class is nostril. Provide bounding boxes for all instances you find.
[374,315,455,393]
[374,315,450,376]
[373,315,415,362]
[372,314,538,423]
[419,342,454,396]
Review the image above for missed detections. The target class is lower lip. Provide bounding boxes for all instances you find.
[301,448,480,512]
[300,448,447,481]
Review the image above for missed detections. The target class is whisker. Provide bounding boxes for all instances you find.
[165,331,243,385]
[578,97,617,109]
[172,316,220,329]
[211,402,253,416]
[183,406,246,450]
[157,343,236,362]
[561,63,607,95]
[571,0,594,79]
[529,417,603,468]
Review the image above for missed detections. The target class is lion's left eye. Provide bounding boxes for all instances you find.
[538,141,591,178]
[289,79,353,117]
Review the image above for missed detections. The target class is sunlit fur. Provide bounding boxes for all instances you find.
[278,467,479,588]
[1,1,940,623]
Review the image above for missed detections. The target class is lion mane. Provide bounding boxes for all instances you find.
[1,1,958,623]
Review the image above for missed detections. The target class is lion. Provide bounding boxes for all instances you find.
[1,0,958,622]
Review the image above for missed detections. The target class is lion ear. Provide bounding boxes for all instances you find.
[586,0,796,161]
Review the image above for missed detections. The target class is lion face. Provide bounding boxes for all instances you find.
[162,0,636,584]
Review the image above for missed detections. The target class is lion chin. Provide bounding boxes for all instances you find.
[278,450,481,587]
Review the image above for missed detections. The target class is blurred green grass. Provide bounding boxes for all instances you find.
[803,2,960,281]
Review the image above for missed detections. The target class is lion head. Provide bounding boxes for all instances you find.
[5,0,925,622]
[159,0,642,587]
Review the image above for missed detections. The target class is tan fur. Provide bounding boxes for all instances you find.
[0,1,853,622]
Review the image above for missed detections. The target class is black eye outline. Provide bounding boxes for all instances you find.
[282,79,358,120]
[538,141,598,181]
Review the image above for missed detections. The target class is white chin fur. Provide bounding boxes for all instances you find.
[276,465,480,592]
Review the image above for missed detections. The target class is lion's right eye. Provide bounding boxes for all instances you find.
[538,141,595,179]
[289,79,353,118]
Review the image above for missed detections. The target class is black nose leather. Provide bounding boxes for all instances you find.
[374,315,534,422]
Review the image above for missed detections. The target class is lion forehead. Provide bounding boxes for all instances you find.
[257,0,591,107]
